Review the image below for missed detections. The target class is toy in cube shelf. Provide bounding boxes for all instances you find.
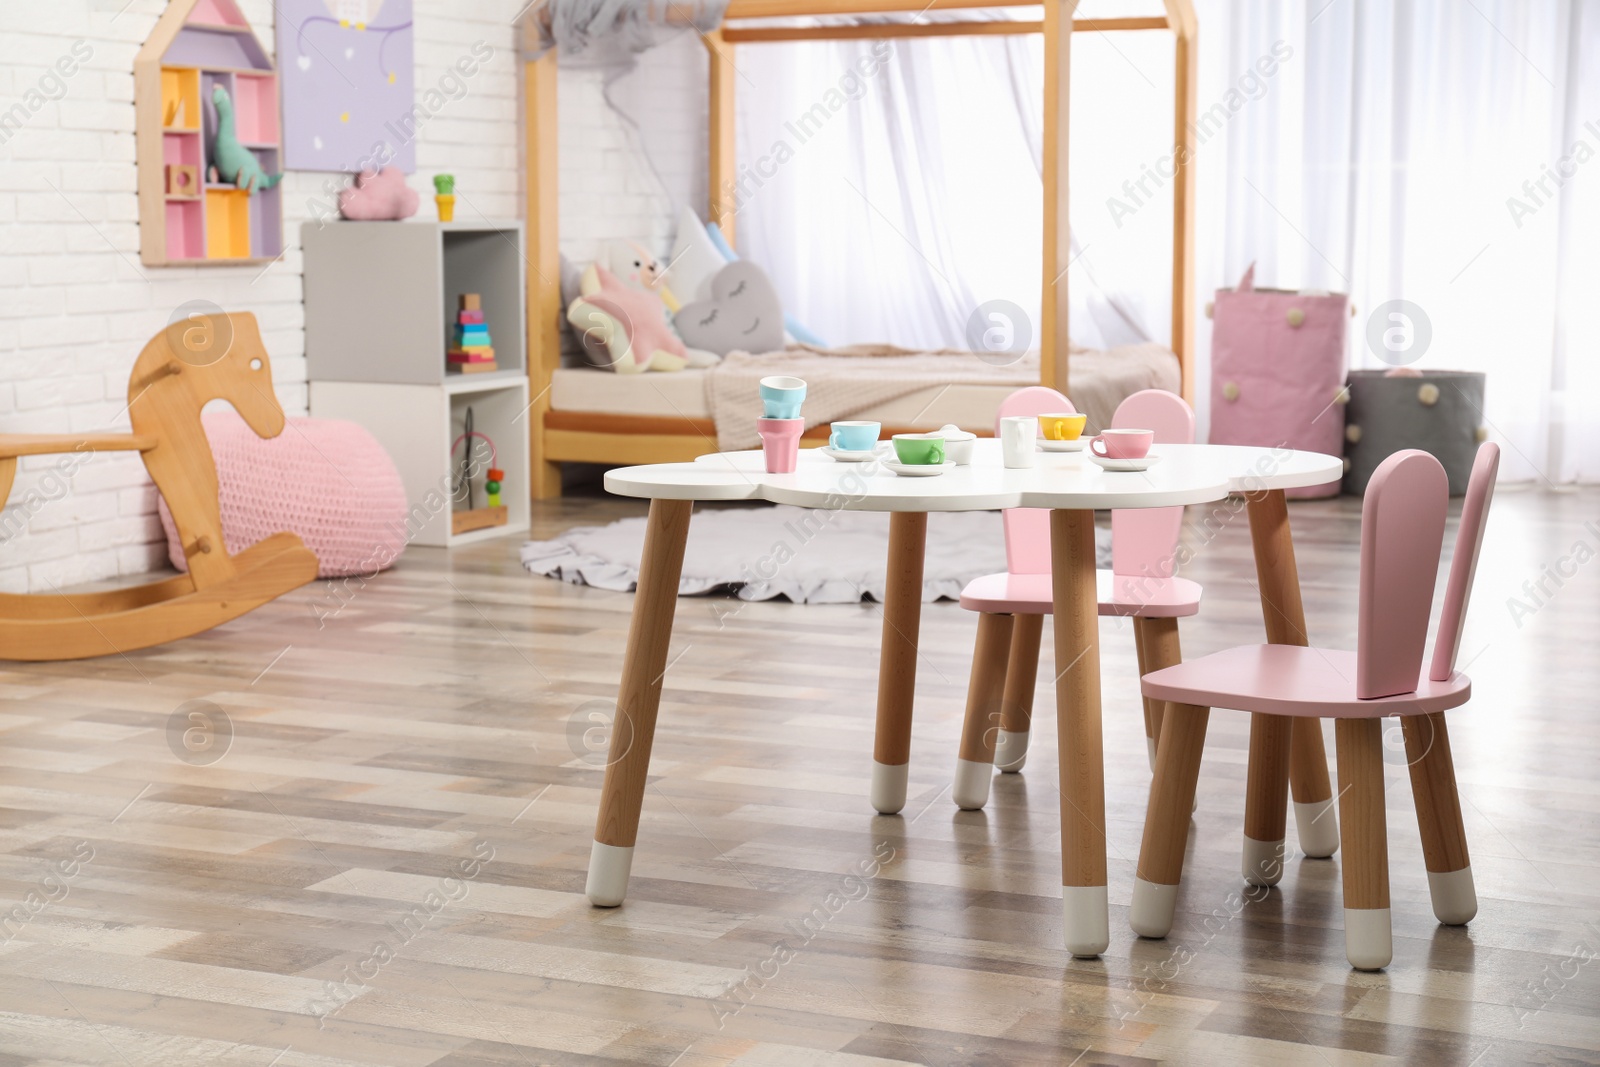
[434,174,455,222]
[485,468,504,508]
[210,85,282,194]
[165,164,198,197]
[451,407,508,535]
[448,293,497,374]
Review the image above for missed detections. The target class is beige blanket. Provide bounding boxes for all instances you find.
[707,342,1180,450]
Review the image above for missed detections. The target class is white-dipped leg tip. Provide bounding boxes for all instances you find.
[1427,866,1478,925]
[1129,877,1178,939]
[952,758,993,810]
[871,760,909,815]
[1062,885,1110,957]
[585,840,634,907]
[1242,836,1286,887]
[1146,735,1158,773]
[994,729,1029,773]
[1344,907,1392,971]
[1294,799,1340,858]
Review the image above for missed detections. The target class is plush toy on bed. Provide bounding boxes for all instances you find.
[666,204,825,348]
[568,241,723,372]
[674,261,786,356]
[566,263,690,374]
[603,241,682,312]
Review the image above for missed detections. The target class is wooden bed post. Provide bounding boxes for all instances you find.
[526,49,563,500]
[1040,0,1076,397]
[1165,0,1198,404]
[706,29,738,243]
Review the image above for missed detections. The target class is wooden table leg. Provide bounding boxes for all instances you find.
[1052,509,1109,957]
[586,499,693,907]
[871,511,928,814]
[1246,489,1340,858]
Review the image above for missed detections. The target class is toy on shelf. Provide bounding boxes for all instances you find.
[211,85,281,193]
[165,164,199,197]
[135,0,284,265]
[451,408,509,535]
[485,468,504,508]
[434,174,455,222]
[0,312,317,661]
[338,166,419,220]
[448,293,497,374]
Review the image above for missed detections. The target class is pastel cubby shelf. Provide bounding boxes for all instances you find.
[135,0,283,266]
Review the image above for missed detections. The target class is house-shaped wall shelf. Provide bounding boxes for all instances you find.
[135,0,283,266]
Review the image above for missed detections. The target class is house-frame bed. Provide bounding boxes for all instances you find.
[523,0,1198,498]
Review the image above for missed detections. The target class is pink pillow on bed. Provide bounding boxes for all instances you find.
[157,411,408,579]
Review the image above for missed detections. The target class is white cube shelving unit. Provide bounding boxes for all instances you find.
[304,220,530,548]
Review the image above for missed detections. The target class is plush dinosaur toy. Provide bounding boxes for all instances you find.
[210,85,281,194]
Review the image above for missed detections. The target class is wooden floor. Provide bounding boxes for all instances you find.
[0,486,1597,1066]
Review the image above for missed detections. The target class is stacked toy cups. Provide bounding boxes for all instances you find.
[756,376,807,473]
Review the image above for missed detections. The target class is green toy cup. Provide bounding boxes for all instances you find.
[891,433,946,465]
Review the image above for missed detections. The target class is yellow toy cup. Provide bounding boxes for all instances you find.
[1038,412,1087,441]
[435,194,456,222]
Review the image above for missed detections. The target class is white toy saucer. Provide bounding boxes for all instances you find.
[1088,453,1161,472]
[821,445,885,463]
[882,459,953,477]
[1039,438,1088,453]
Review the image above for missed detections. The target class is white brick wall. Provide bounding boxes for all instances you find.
[557,34,707,269]
[0,0,529,592]
[0,1,698,592]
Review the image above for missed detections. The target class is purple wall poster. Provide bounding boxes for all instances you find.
[277,0,415,173]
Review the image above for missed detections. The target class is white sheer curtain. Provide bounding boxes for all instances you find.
[733,21,1165,351]
[733,1,1599,483]
[1194,0,1600,483]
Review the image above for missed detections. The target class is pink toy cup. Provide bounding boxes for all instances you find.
[757,417,805,473]
[1090,428,1154,460]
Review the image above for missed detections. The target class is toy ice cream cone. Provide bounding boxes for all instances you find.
[433,174,456,222]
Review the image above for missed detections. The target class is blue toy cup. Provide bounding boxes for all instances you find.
[828,421,881,451]
[759,375,806,420]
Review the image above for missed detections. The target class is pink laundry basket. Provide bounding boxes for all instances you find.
[1209,264,1350,498]
[159,410,408,579]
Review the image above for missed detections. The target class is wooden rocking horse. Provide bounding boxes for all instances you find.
[0,312,318,661]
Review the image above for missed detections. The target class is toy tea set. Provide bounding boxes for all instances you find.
[753,378,1160,475]
[752,376,978,477]
[999,412,1160,472]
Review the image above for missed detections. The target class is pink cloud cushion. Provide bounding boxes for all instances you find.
[159,411,407,579]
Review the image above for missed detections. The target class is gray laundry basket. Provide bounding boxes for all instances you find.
[1341,369,1488,496]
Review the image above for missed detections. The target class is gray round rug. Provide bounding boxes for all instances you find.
[522,504,1111,604]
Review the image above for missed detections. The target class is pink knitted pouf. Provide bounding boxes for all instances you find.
[158,410,407,579]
